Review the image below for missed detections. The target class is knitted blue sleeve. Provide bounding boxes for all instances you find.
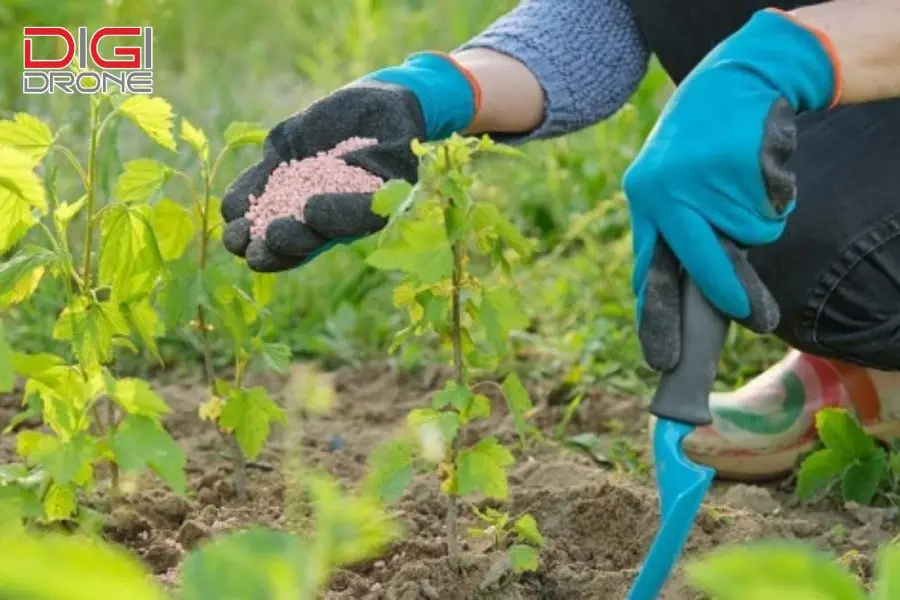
[455,0,651,143]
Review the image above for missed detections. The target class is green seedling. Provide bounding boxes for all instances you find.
[687,540,900,600]
[362,134,542,571]
[468,508,544,574]
[797,407,888,505]
[0,92,187,523]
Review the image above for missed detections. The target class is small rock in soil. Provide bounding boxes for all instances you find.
[177,520,211,550]
[199,471,219,489]
[153,494,191,527]
[197,487,217,506]
[327,434,346,452]
[199,504,219,525]
[844,501,899,530]
[103,507,151,542]
[214,479,235,501]
[721,484,780,515]
[144,541,181,574]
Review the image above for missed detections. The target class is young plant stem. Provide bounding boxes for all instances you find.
[446,236,464,570]
[81,100,100,290]
[195,162,248,503]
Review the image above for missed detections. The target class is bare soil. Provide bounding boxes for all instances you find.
[2,361,897,599]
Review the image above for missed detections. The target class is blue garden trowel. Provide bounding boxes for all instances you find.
[626,274,731,600]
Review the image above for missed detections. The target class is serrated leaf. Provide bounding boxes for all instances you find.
[111,415,186,495]
[508,544,539,574]
[456,437,514,500]
[0,245,55,309]
[54,195,86,230]
[817,408,876,463]
[37,434,95,486]
[98,203,162,300]
[0,322,12,393]
[53,296,131,369]
[180,527,312,600]
[431,380,471,411]
[514,514,544,546]
[156,258,207,328]
[501,373,534,443]
[0,113,54,162]
[224,122,267,147]
[118,96,176,151]
[0,146,46,212]
[218,387,285,460]
[151,198,195,261]
[43,482,77,522]
[686,541,866,600]
[371,179,413,218]
[180,118,208,161]
[0,187,36,253]
[0,531,165,600]
[109,378,170,419]
[842,449,886,505]
[122,298,162,363]
[260,342,291,374]
[366,220,452,284]
[115,159,171,203]
[363,439,413,504]
[460,393,491,423]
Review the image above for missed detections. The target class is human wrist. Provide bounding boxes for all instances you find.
[715,9,840,112]
[362,52,481,140]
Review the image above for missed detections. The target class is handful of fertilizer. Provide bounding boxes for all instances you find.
[245,137,385,240]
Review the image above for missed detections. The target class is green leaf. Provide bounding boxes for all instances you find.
[156,258,207,327]
[180,528,312,600]
[118,96,176,151]
[0,113,54,162]
[514,514,544,546]
[122,299,162,363]
[54,195,86,230]
[431,380,471,411]
[456,437,514,500]
[53,296,131,369]
[371,179,414,217]
[218,387,285,460]
[874,544,900,600]
[252,273,276,307]
[363,439,413,504]
[471,202,533,258]
[0,532,165,600]
[0,245,55,309]
[114,159,171,203]
[686,542,866,600]
[460,393,491,424]
[508,544,539,574]
[111,415,186,495]
[199,195,224,241]
[501,373,534,443]
[0,145,46,213]
[109,378,170,419]
[224,122,267,147]
[259,342,291,374]
[796,449,847,502]
[309,474,403,569]
[816,408,876,462]
[43,482,77,522]
[0,322,12,393]
[366,220,452,284]
[180,118,209,161]
[0,187,36,253]
[151,198,195,261]
[37,434,95,486]
[98,203,162,300]
[842,449,886,505]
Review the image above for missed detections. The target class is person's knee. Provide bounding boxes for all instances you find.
[755,219,900,371]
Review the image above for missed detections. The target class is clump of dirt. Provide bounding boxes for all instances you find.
[1,362,897,599]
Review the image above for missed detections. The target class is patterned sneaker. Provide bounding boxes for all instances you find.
[650,350,900,480]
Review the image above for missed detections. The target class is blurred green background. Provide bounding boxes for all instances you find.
[0,0,784,397]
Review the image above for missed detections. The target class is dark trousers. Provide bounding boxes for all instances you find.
[627,0,900,369]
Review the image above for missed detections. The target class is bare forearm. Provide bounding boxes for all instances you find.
[792,0,900,104]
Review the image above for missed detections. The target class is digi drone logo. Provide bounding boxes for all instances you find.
[23,26,154,95]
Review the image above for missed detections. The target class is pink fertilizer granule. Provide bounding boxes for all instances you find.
[246,137,384,239]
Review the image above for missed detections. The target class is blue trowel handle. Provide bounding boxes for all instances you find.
[648,276,730,427]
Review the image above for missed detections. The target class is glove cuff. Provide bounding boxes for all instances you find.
[363,52,481,141]
[715,9,842,112]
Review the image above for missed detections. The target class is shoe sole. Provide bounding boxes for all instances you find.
[649,418,900,482]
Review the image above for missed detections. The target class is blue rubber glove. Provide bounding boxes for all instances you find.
[622,9,840,371]
[222,52,479,272]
